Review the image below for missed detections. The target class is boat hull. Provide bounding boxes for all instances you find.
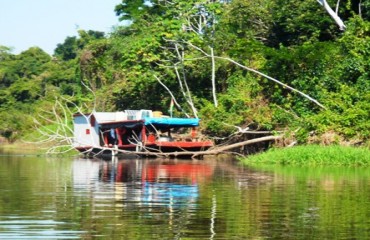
[75,140,214,158]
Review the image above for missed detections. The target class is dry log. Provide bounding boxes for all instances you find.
[97,135,282,158]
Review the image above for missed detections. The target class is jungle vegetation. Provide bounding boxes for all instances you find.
[0,0,369,147]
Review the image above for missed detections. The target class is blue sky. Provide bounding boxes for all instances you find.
[0,0,123,55]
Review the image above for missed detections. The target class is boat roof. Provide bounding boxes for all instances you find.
[74,111,200,128]
[99,120,144,129]
[144,117,199,128]
[73,112,126,123]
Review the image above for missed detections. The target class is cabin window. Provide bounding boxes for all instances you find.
[90,115,96,127]
[86,129,90,135]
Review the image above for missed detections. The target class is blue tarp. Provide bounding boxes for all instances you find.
[144,117,199,127]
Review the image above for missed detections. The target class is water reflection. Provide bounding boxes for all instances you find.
[0,156,85,239]
[1,155,369,239]
[73,158,214,209]
[0,217,84,239]
[71,158,221,238]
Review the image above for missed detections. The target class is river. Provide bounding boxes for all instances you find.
[0,154,369,239]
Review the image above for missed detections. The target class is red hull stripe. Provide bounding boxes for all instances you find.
[153,141,213,148]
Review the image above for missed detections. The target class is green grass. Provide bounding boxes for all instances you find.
[243,145,370,166]
[0,142,78,156]
[0,142,47,155]
[1,123,76,156]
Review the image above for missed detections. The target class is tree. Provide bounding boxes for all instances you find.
[114,0,150,22]
[54,36,78,61]
[54,30,105,61]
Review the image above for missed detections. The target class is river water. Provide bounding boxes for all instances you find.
[0,154,369,239]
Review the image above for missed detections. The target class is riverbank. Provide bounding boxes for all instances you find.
[0,142,47,155]
[243,145,370,166]
[0,141,76,156]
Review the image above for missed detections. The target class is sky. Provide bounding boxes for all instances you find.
[0,0,123,55]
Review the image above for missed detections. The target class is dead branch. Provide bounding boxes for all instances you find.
[210,46,218,107]
[93,135,282,159]
[173,44,198,117]
[186,42,327,110]
[317,0,346,30]
[29,79,100,155]
[154,75,190,117]
[335,0,341,14]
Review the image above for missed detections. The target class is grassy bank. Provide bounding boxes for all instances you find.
[243,145,370,166]
[0,141,76,156]
[0,142,46,155]
[0,123,76,156]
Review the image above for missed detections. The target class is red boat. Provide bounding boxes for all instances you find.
[73,110,213,157]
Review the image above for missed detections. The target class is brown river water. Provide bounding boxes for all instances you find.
[0,153,369,239]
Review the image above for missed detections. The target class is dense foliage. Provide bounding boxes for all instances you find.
[0,0,369,145]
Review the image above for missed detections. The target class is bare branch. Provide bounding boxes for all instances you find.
[335,0,341,14]
[186,42,327,109]
[154,75,191,117]
[317,0,346,30]
[210,46,218,107]
[173,44,199,117]
[78,135,282,158]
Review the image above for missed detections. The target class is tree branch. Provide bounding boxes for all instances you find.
[317,0,346,30]
[154,75,191,117]
[210,46,218,107]
[186,42,326,109]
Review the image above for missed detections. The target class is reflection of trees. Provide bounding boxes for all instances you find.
[230,166,370,239]
[70,158,370,239]
[0,156,73,215]
[0,156,89,238]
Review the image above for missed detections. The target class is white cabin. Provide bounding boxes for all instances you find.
[73,110,153,148]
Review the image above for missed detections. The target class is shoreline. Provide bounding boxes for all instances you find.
[0,142,76,156]
[2,142,370,165]
[0,142,47,156]
[242,145,370,166]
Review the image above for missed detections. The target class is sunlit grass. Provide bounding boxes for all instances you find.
[1,123,76,156]
[243,145,370,166]
[0,142,45,155]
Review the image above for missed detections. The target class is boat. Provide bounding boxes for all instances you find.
[73,110,213,157]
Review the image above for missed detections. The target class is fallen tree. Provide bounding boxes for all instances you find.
[85,135,282,159]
